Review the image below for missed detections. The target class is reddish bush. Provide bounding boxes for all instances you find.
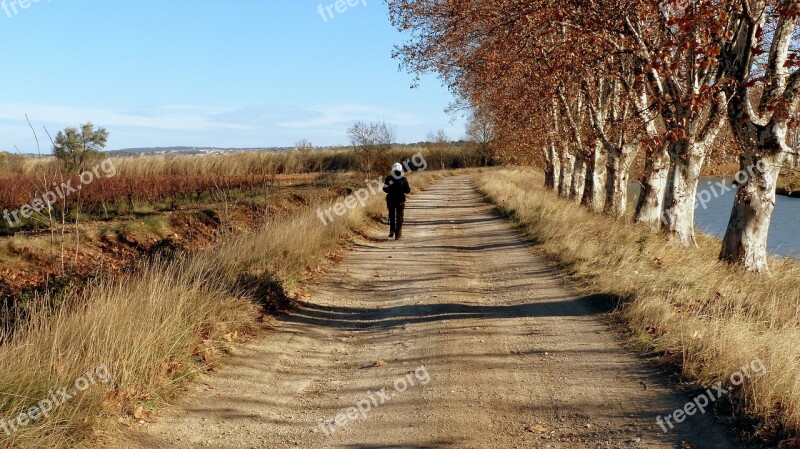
[0,174,273,212]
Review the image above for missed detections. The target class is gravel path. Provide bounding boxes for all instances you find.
[122,175,741,449]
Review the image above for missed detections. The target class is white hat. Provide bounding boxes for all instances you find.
[392,163,403,173]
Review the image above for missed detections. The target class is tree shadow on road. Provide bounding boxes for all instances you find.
[282,293,626,331]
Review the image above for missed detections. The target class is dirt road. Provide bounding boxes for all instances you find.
[124,176,741,449]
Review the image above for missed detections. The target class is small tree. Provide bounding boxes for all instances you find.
[294,139,316,172]
[52,123,108,173]
[347,121,396,176]
[466,108,496,167]
[426,129,452,169]
[295,139,314,153]
[51,122,108,267]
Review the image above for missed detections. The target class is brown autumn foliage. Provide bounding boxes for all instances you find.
[390,0,800,441]
[390,0,800,270]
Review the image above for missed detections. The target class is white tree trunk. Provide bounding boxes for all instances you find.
[604,142,639,217]
[634,145,670,227]
[582,141,606,213]
[551,146,561,193]
[719,149,787,274]
[604,155,627,217]
[663,141,706,247]
[570,154,587,204]
[544,142,561,192]
[559,150,575,198]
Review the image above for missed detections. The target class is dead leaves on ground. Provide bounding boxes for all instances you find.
[101,389,151,423]
[133,405,152,422]
[360,360,387,369]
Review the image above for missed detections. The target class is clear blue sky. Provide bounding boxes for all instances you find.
[0,0,463,151]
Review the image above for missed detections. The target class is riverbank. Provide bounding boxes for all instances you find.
[625,177,800,259]
[777,186,800,198]
[693,177,800,259]
[701,161,800,198]
[476,168,800,446]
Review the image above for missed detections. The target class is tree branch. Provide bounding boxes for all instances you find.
[557,86,584,148]
[699,91,729,149]
[761,10,796,116]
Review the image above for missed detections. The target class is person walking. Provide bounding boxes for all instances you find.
[383,162,411,240]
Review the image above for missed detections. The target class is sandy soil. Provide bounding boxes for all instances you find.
[120,175,742,449]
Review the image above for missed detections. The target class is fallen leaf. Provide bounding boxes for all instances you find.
[525,424,550,433]
[203,347,215,365]
[133,406,151,422]
[102,397,123,416]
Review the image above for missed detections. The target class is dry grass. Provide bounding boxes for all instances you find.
[17,149,353,177]
[15,146,485,178]
[0,169,452,448]
[108,150,355,177]
[475,168,800,438]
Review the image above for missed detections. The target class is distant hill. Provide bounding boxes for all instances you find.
[109,146,295,157]
[109,142,450,157]
[11,141,468,158]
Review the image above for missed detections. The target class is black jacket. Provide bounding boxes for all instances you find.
[383,173,411,204]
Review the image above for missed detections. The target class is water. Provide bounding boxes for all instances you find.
[693,177,800,259]
[630,178,800,259]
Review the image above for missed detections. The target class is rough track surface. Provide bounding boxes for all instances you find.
[123,176,741,449]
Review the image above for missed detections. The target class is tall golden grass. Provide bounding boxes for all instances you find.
[0,170,451,448]
[13,146,485,178]
[476,168,800,438]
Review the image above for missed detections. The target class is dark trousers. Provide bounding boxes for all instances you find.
[388,202,405,237]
